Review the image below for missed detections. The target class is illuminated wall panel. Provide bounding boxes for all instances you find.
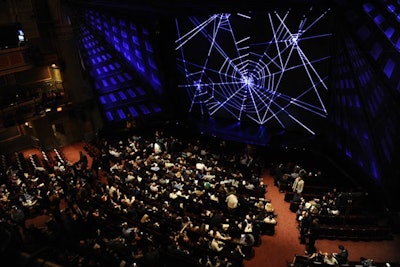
[328,0,400,206]
[364,1,400,53]
[330,36,381,182]
[370,42,383,60]
[384,58,395,78]
[74,21,163,123]
[84,10,163,95]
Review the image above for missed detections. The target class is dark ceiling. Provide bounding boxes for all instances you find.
[65,0,337,16]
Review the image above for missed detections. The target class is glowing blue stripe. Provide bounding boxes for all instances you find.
[128,106,138,117]
[117,109,126,119]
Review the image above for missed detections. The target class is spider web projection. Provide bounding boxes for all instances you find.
[175,8,332,135]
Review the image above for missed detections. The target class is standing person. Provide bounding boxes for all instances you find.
[299,211,311,244]
[125,113,136,132]
[292,175,305,203]
[91,155,100,179]
[10,205,26,229]
[79,151,88,169]
[306,218,320,254]
[292,175,304,195]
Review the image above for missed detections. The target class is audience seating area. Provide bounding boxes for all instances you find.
[289,255,400,267]
[1,126,398,266]
[272,162,394,243]
[0,130,277,267]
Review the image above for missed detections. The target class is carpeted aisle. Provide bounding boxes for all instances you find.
[244,169,304,267]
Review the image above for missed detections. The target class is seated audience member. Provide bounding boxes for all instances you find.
[226,192,239,211]
[210,227,232,241]
[360,257,374,267]
[333,244,348,264]
[265,202,274,213]
[121,222,135,238]
[255,200,265,211]
[239,233,255,247]
[307,251,323,262]
[199,255,215,267]
[323,252,339,266]
[240,216,254,233]
[210,236,225,252]
[263,214,277,225]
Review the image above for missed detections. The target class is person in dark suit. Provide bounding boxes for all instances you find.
[306,218,320,254]
[79,151,88,169]
[125,113,136,131]
[299,211,311,244]
[333,244,349,264]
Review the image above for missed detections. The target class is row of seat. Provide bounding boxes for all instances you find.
[0,154,7,175]
[104,102,162,122]
[289,255,400,267]
[278,173,394,242]
[15,152,29,174]
[317,214,380,226]
[318,224,393,241]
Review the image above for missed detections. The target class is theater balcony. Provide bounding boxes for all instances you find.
[0,45,34,76]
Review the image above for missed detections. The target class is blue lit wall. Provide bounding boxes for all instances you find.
[72,10,163,123]
[84,10,162,95]
[330,37,383,182]
[328,0,400,206]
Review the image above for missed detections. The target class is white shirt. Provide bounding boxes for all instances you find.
[292,177,304,194]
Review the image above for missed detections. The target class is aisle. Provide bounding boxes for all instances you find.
[245,169,304,267]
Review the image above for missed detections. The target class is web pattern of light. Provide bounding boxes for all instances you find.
[175,8,332,134]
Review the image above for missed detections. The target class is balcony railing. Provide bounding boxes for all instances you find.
[0,45,34,76]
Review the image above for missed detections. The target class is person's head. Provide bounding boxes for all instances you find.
[338,245,345,250]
